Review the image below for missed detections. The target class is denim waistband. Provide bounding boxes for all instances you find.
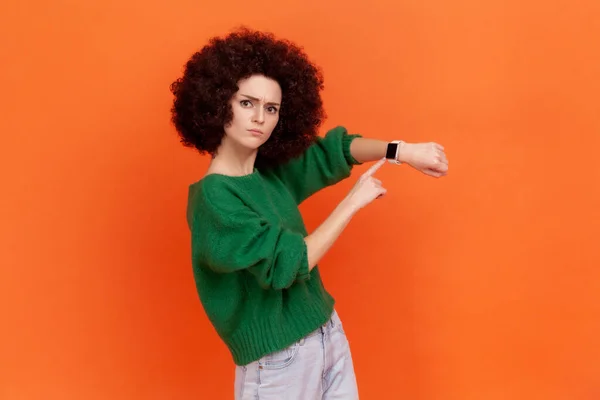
[301,309,340,343]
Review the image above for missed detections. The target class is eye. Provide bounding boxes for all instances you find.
[267,106,279,114]
[240,100,252,107]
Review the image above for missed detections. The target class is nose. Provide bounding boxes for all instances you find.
[252,107,265,124]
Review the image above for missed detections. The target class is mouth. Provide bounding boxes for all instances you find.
[248,129,264,136]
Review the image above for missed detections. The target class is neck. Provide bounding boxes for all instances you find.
[209,136,258,176]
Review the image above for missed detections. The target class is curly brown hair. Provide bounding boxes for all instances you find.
[169,27,326,168]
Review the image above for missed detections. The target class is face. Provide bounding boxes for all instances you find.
[223,74,282,151]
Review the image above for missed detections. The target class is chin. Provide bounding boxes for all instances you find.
[238,136,266,150]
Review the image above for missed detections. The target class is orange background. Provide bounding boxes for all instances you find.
[1,0,599,398]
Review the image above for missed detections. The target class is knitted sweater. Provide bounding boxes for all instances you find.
[186,126,362,366]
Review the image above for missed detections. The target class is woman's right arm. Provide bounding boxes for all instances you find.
[304,158,387,270]
[193,159,387,289]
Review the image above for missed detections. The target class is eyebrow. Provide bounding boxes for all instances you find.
[240,94,280,106]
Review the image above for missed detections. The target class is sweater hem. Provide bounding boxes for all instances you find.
[225,296,335,366]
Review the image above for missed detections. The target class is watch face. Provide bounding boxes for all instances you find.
[386,143,398,159]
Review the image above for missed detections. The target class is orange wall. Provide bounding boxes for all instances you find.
[2,0,599,399]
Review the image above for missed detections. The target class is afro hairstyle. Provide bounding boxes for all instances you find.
[169,27,327,168]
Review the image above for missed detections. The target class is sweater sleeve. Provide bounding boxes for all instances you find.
[270,126,363,204]
[191,192,310,290]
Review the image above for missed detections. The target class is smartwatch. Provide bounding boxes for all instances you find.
[385,140,403,164]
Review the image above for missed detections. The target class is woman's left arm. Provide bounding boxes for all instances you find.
[349,137,449,178]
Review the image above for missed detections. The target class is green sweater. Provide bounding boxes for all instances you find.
[186,126,362,366]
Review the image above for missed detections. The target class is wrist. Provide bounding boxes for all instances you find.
[338,196,360,217]
[396,142,411,164]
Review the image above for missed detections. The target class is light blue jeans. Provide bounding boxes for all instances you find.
[234,310,359,399]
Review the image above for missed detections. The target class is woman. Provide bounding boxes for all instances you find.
[170,27,448,399]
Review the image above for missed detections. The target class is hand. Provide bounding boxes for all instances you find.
[344,158,387,212]
[399,142,449,178]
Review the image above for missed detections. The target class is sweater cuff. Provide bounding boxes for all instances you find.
[342,132,363,166]
[296,242,311,281]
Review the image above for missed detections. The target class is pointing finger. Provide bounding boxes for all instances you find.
[364,157,386,177]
